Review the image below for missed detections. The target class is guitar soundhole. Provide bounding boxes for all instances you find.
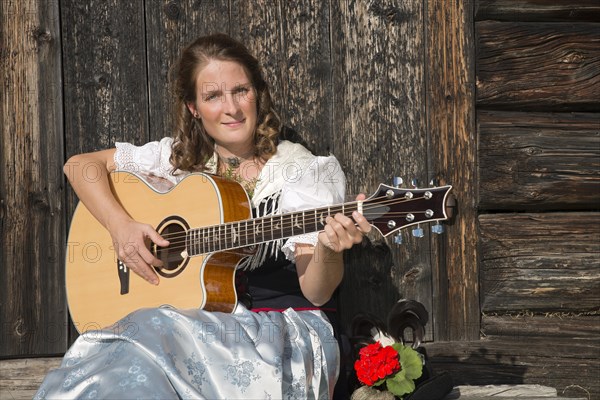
[153,216,190,278]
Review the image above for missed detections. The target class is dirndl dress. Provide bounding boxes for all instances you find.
[35,139,347,399]
[35,305,339,399]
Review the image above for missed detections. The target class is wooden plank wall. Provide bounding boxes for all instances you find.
[0,0,67,357]
[2,0,479,357]
[425,0,478,342]
[425,1,600,398]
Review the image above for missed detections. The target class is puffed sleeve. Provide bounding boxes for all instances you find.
[113,137,183,184]
[280,155,346,262]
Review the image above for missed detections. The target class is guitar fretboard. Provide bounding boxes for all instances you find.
[186,202,360,256]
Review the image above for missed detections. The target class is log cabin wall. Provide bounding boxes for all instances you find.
[4,0,597,397]
[425,1,600,398]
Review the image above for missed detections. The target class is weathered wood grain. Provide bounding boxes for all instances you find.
[0,0,66,357]
[0,357,62,399]
[482,315,600,339]
[476,21,600,111]
[145,0,230,142]
[61,0,149,153]
[446,384,585,399]
[60,0,150,344]
[425,338,599,399]
[426,0,479,341]
[330,0,436,339]
[475,0,600,22]
[278,0,332,156]
[479,212,600,313]
[478,110,600,211]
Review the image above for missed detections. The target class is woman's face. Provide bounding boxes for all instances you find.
[187,59,258,151]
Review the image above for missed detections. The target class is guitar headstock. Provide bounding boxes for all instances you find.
[363,184,453,237]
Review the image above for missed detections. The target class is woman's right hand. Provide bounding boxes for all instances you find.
[108,217,170,285]
[64,149,170,286]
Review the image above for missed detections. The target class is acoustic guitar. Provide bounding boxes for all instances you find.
[66,171,453,333]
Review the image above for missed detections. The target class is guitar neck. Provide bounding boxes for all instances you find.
[187,202,358,256]
[185,183,452,256]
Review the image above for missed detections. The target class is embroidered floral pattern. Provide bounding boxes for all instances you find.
[117,357,151,390]
[223,360,259,393]
[183,352,208,388]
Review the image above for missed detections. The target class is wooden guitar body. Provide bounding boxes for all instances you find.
[65,171,252,333]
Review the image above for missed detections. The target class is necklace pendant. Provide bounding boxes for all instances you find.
[226,157,241,168]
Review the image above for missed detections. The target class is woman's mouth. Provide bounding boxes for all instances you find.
[222,119,245,128]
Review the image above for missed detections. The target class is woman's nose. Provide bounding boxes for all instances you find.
[223,93,241,115]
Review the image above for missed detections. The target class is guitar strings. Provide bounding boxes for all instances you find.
[157,202,436,250]
[156,194,428,243]
[157,195,438,247]
[153,195,443,254]
[157,210,439,256]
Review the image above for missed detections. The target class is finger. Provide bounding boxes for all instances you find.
[334,213,358,231]
[355,193,367,201]
[320,224,341,252]
[129,261,160,285]
[138,246,162,268]
[143,226,170,247]
[332,214,359,242]
[352,211,372,233]
[119,241,142,263]
[329,215,360,250]
[118,242,160,285]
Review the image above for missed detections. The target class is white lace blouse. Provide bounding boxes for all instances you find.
[113,138,346,264]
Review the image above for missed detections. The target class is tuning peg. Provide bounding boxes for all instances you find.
[393,232,403,245]
[411,178,419,189]
[412,225,424,238]
[429,178,439,187]
[393,177,403,187]
[431,222,444,235]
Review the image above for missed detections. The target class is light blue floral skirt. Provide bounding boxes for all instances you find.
[35,305,339,399]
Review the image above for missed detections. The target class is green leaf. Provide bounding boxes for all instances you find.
[395,344,423,381]
[386,373,416,397]
[384,344,424,397]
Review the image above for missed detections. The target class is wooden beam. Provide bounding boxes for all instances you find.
[479,212,600,313]
[426,0,480,341]
[60,0,150,344]
[476,21,600,111]
[478,110,600,211]
[482,315,600,338]
[0,0,66,357]
[475,0,600,22]
[425,337,599,399]
[61,0,150,154]
[0,357,62,400]
[278,0,333,156]
[331,0,436,339]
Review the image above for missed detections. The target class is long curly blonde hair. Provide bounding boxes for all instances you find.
[170,34,281,172]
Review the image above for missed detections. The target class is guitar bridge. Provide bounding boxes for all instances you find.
[117,260,130,295]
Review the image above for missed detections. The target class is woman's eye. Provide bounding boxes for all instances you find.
[204,94,218,102]
[234,87,251,99]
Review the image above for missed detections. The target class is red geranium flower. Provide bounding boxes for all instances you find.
[354,342,401,386]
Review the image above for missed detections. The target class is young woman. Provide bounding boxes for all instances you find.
[36,33,370,399]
